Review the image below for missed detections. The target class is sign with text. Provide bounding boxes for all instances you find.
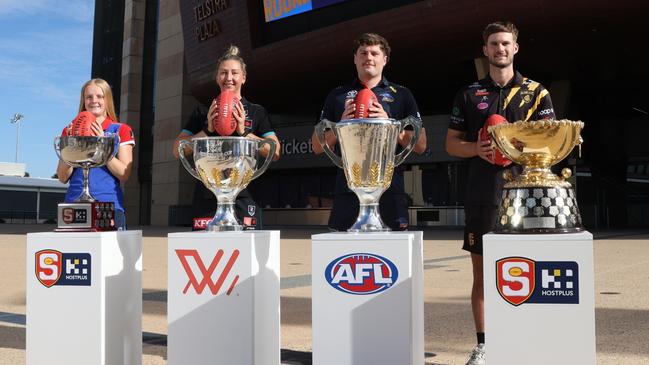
[263,0,349,22]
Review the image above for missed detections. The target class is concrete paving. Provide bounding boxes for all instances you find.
[0,224,647,364]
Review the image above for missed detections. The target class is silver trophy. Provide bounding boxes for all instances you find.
[53,135,119,231]
[315,117,422,232]
[178,137,276,231]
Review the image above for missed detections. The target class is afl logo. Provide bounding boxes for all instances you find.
[324,253,398,295]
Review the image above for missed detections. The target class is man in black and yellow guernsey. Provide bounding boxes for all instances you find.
[445,21,555,365]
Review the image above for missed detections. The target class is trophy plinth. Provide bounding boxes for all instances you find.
[315,117,422,232]
[489,119,584,233]
[54,135,118,232]
[56,202,116,232]
[178,137,276,232]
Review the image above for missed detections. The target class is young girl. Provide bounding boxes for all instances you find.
[57,78,135,230]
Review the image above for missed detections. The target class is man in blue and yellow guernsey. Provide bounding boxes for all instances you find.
[312,33,427,231]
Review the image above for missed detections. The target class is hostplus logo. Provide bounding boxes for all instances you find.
[35,250,92,287]
[496,257,579,306]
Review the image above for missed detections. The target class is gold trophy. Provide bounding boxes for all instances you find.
[488,119,584,233]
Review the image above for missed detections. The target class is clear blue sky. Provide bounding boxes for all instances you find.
[0,0,94,178]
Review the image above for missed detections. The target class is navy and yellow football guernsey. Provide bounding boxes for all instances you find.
[319,77,420,230]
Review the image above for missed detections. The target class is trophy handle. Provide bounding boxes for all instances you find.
[314,119,343,168]
[53,136,64,162]
[177,139,200,180]
[394,115,422,166]
[252,137,277,180]
[108,133,120,159]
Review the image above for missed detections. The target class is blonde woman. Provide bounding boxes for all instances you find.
[173,46,280,229]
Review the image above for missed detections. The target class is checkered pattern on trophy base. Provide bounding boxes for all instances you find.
[496,187,583,233]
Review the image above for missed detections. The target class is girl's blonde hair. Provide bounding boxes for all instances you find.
[78,78,118,122]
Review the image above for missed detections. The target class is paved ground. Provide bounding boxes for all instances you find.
[1,224,648,364]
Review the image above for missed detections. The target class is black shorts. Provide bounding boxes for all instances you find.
[328,193,408,231]
[462,205,499,254]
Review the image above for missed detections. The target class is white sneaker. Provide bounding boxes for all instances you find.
[465,343,486,365]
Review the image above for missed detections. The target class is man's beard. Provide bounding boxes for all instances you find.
[489,56,513,69]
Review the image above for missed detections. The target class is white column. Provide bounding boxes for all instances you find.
[26,230,143,365]
[312,231,424,365]
[167,230,280,365]
[484,231,596,364]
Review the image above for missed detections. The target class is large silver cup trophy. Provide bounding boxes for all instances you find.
[315,117,422,232]
[53,135,119,231]
[178,137,276,231]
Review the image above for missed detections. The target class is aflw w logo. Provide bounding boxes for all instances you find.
[175,249,240,295]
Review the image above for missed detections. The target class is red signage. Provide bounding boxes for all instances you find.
[496,257,535,306]
[35,250,62,288]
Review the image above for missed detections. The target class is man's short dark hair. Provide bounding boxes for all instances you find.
[353,33,391,60]
[482,21,519,44]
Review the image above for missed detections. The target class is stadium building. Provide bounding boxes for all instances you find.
[92,0,648,228]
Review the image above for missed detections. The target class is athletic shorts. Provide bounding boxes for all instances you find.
[462,205,499,254]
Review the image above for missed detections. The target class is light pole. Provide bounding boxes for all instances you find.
[9,113,24,163]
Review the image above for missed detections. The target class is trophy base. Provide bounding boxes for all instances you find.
[494,186,583,234]
[56,202,116,232]
[203,202,245,232]
[348,204,391,232]
[206,224,244,232]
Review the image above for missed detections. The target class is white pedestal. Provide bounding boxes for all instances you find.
[312,232,424,365]
[167,231,280,365]
[26,230,143,365]
[483,231,595,364]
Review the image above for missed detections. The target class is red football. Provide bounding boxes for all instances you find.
[354,87,378,119]
[212,90,239,136]
[69,111,96,136]
[480,114,511,166]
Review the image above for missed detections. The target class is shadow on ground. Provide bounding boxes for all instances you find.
[1,305,647,360]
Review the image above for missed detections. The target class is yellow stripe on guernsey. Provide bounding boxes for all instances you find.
[525,89,549,121]
[503,77,526,110]
[526,80,540,92]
